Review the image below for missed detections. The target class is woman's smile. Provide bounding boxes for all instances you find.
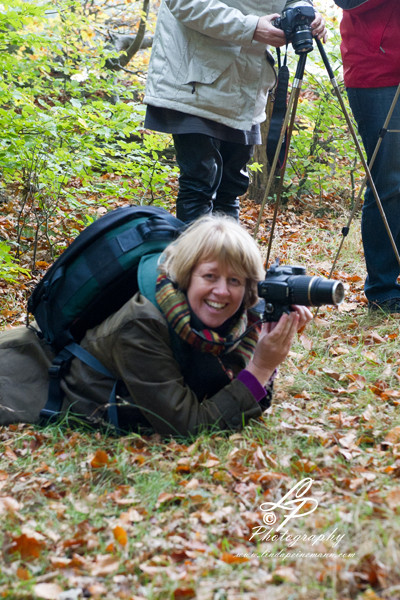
[187,260,246,328]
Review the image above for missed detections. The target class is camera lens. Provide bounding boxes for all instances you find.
[292,27,314,54]
[309,278,345,306]
[289,276,345,307]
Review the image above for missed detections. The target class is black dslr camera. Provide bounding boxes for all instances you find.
[258,259,345,322]
[273,3,315,54]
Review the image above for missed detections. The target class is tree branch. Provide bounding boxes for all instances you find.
[106,0,151,70]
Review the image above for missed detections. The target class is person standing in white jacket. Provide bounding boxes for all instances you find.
[144,0,327,222]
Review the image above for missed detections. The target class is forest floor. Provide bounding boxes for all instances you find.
[1,187,400,600]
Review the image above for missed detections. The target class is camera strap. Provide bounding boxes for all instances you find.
[266,48,290,170]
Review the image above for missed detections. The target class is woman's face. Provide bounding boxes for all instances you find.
[187,260,246,329]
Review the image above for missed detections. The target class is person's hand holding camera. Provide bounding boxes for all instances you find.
[253,14,287,45]
[245,306,313,386]
[253,8,328,47]
[311,11,328,42]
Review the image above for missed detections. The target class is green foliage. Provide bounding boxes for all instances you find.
[248,161,264,173]
[0,242,29,282]
[0,0,176,267]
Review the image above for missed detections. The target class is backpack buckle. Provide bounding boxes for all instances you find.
[48,361,69,379]
[48,364,62,379]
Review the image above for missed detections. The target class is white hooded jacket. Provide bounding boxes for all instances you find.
[144,0,308,130]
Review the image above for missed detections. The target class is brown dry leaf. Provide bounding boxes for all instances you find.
[248,471,289,486]
[90,449,111,468]
[8,533,45,560]
[347,372,366,386]
[0,496,21,514]
[220,552,249,564]
[173,587,196,599]
[299,333,313,350]
[16,566,31,580]
[349,478,364,491]
[338,302,356,313]
[338,447,356,461]
[362,405,374,421]
[365,332,386,344]
[363,351,381,364]
[4,447,18,461]
[90,554,120,576]
[353,553,388,588]
[381,389,400,401]
[175,457,192,473]
[330,345,350,356]
[86,584,109,597]
[201,457,220,468]
[156,492,184,507]
[293,391,311,400]
[385,488,400,510]
[49,556,72,569]
[273,566,298,583]
[383,426,400,445]
[339,431,358,449]
[139,563,164,575]
[118,508,144,523]
[33,583,63,600]
[322,368,341,380]
[128,453,148,465]
[34,260,51,270]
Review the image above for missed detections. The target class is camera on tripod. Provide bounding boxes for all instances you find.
[258,259,345,322]
[273,1,315,54]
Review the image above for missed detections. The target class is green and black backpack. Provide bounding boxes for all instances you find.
[26,205,184,428]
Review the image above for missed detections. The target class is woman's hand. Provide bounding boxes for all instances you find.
[253,14,287,46]
[246,306,313,386]
[289,304,313,331]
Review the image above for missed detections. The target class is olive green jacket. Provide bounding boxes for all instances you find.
[0,294,262,436]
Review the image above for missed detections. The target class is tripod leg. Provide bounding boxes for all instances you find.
[316,38,400,271]
[254,52,308,238]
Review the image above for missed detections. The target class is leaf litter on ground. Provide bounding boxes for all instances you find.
[1,194,400,600]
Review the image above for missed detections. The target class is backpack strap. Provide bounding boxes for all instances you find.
[137,252,162,306]
[40,341,119,430]
[41,347,75,422]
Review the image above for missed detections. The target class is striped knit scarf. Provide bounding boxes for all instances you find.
[155,273,261,361]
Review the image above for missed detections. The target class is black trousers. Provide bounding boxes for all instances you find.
[172,133,253,223]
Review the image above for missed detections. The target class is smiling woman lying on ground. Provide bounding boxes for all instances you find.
[0,215,312,436]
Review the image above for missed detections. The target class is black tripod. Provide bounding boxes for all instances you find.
[254,38,400,281]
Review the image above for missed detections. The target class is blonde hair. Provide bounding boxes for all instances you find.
[159,215,265,308]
